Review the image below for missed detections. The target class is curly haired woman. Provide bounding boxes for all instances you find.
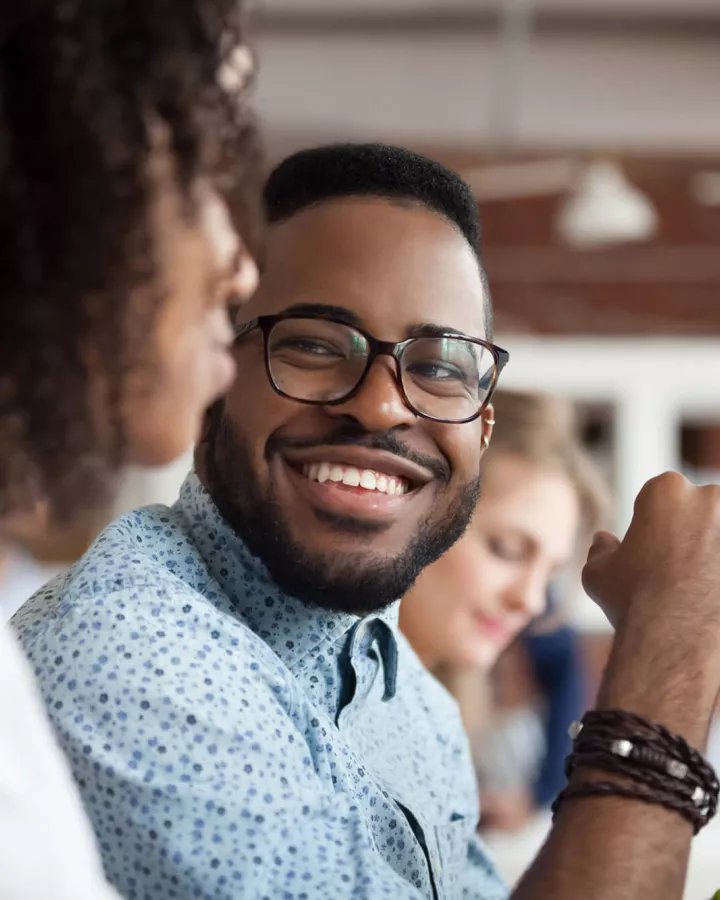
[0,2,261,896]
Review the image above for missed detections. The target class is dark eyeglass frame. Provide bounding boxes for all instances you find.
[235,312,510,424]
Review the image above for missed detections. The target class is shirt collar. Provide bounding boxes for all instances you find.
[177,472,399,692]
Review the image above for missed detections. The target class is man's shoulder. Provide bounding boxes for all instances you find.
[72,501,195,590]
[13,502,208,644]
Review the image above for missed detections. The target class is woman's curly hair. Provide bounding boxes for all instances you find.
[0,0,262,525]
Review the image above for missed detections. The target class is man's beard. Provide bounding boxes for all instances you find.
[203,405,480,616]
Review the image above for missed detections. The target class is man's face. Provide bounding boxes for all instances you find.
[199,197,493,613]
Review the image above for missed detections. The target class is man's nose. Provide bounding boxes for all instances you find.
[324,357,417,432]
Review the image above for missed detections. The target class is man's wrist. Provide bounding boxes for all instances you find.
[598,604,720,748]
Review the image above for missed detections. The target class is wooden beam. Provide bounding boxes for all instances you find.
[484,247,720,284]
[254,9,720,39]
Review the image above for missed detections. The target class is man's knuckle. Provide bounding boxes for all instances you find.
[699,483,720,514]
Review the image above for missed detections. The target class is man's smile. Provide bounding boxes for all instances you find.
[279,445,436,523]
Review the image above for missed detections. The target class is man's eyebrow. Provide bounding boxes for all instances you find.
[279,303,363,328]
[407,322,477,341]
[276,306,485,342]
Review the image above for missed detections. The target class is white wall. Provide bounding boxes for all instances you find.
[255,30,720,151]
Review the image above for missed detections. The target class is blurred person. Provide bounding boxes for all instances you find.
[400,390,602,672]
[471,601,587,833]
[15,144,720,900]
[400,390,605,830]
[521,597,586,811]
[0,1,261,897]
[1,1,262,536]
[472,637,546,832]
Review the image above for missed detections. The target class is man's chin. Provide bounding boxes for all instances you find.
[262,543,420,615]
[308,506,394,537]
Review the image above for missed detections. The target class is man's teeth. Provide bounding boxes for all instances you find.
[301,463,409,495]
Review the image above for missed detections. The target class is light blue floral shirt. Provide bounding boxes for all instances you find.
[14,474,507,900]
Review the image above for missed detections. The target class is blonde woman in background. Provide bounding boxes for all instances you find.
[400,390,607,829]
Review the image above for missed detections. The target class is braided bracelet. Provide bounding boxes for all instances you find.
[552,710,719,834]
[553,779,708,833]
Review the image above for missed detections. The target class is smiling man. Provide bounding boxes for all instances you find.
[15,144,506,899]
[201,147,505,615]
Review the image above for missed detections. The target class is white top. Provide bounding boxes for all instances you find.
[0,551,65,621]
[0,622,120,899]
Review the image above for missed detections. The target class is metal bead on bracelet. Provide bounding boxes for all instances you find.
[608,738,710,814]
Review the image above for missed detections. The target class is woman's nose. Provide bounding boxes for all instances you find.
[502,575,547,623]
[230,247,259,304]
[199,183,259,306]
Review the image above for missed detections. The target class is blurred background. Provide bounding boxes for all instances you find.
[3,1,720,895]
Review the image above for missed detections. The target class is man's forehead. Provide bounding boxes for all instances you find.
[252,199,488,337]
[264,195,467,251]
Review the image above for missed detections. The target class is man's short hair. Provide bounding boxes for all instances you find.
[0,0,260,522]
[263,143,492,334]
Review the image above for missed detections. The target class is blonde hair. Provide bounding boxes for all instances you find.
[488,390,609,538]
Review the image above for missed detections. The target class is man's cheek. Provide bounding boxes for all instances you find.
[442,445,479,485]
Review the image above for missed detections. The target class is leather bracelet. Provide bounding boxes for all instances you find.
[571,711,719,802]
[553,778,708,833]
[552,710,719,834]
[563,750,712,831]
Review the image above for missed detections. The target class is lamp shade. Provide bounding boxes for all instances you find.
[556,160,658,248]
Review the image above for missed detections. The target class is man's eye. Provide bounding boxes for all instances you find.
[407,361,466,381]
[275,338,344,356]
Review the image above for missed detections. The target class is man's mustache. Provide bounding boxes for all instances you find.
[266,424,451,484]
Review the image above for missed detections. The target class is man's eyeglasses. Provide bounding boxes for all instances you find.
[235,314,509,424]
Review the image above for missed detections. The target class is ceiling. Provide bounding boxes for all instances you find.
[256,0,720,28]
[259,0,719,14]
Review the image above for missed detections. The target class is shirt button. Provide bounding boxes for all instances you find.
[430,848,442,874]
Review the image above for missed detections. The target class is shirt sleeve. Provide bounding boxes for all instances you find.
[0,623,121,900]
[18,590,477,900]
